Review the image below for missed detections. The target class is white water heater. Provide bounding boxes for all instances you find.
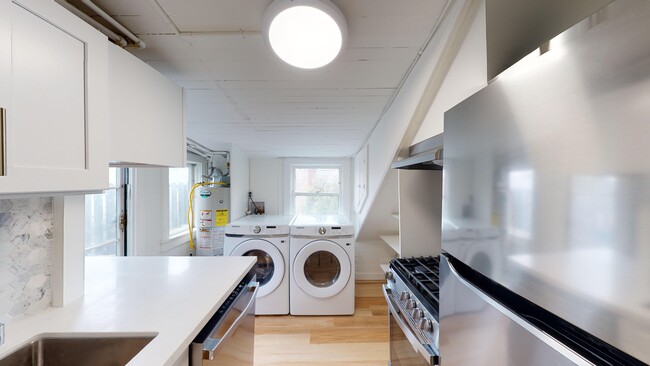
[194,186,230,256]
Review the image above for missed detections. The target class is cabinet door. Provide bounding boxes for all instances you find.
[0,0,108,194]
[0,0,10,177]
[107,44,185,167]
[12,3,86,171]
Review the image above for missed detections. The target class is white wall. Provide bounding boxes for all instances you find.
[355,171,400,280]
[351,0,487,279]
[356,170,399,241]
[355,240,396,280]
[249,158,283,215]
[354,0,478,237]
[129,168,168,256]
[413,0,488,143]
[229,145,250,221]
[127,167,189,256]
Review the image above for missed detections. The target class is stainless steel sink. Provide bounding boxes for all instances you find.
[0,334,155,366]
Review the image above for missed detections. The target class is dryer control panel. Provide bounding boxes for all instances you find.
[290,225,354,237]
[225,224,291,236]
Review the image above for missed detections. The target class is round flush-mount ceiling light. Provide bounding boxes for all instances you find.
[263,0,347,69]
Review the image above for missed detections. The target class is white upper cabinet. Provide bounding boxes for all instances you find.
[0,0,109,194]
[108,44,185,167]
[0,1,9,178]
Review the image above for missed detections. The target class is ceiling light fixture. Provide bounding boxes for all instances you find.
[263,0,347,69]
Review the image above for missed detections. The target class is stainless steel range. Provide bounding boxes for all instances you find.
[383,256,440,365]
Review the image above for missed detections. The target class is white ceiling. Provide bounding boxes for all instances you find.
[73,0,447,157]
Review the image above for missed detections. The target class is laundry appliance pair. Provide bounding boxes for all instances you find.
[224,215,354,315]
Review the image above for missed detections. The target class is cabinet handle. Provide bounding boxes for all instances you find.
[0,107,5,176]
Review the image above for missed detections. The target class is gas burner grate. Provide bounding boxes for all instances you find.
[390,256,440,320]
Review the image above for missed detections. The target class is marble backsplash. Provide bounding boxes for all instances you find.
[0,198,53,324]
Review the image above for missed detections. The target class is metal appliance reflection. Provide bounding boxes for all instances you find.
[441,0,650,364]
[191,274,258,366]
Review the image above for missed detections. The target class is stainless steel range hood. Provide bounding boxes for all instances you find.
[391,133,443,170]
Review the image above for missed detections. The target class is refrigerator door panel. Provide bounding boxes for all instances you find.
[442,0,650,362]
[440,256,588,366]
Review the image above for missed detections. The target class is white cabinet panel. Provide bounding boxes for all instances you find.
[0,0,109,194]
[108,44,185,167]
[0,0,10,177]
[12,4,86,170]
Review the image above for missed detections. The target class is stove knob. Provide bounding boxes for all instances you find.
[419,318,433,333]
[411,308,423,320]
[253,226,262,234]
[399,292,410,301]
[384,272,394,281]
[405,299,416,310]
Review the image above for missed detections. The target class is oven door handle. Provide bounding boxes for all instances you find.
[382,285,436,365]
[202,282,259,360]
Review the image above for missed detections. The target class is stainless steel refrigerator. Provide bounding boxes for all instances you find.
[440,0,650,364]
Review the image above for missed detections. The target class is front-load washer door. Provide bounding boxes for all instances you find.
[230,239,285,298]
[293,240,351,298]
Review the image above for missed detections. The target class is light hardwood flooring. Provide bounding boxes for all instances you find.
[254,281,389,366]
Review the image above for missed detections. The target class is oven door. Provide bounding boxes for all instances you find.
[383,285,439,366]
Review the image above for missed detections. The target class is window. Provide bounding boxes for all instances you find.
[168,166,193,237]
[506,169,534,240]
[285,159,350,216]
[85,168,125,256]
[293,166,341,215]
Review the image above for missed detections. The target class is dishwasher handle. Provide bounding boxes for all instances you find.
[202,282,259,360]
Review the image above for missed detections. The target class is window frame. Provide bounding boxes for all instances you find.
[84,167,126,256]
[161,161,202,250]
[284,158,351,217]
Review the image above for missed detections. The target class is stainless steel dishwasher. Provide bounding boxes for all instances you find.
[191,273,258,366]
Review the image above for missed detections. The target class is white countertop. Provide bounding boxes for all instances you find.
[0,256,256,365]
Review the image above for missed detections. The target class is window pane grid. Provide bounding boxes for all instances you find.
[292,166,341,216]
[294,168,340,194]
[85,184,120,256]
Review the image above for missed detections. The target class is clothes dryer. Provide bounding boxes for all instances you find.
[224,215,294,315]
[289,215,355,315]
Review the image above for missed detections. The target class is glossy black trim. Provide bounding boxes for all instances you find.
[225,234,244,238]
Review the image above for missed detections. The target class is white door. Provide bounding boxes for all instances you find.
[230,239,285,298]
[293,240,351,298]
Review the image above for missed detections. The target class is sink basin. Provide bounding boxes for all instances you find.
[0,334,155,366]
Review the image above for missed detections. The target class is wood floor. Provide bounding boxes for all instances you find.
[254,281,389,366]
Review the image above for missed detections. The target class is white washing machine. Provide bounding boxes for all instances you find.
[224,215,294,315]
[289,215,355,315]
